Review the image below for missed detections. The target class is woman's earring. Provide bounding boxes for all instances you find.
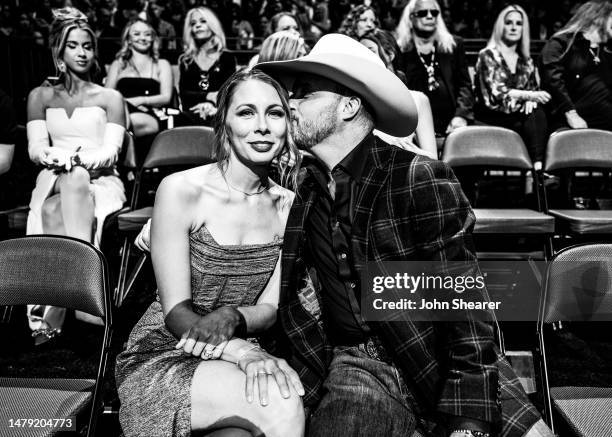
[58,61,66,73]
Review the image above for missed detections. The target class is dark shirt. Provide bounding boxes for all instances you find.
[305,135,372,346]
[178,51,236,110]
[540,32,612,130]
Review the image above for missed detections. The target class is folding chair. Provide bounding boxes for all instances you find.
[443,126,554,260]
[0,235,112,437]
[115,126,216,306]
[543,129,612,252]
[538,243,612,436]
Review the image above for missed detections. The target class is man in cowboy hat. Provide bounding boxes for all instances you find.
[257,34,553,437]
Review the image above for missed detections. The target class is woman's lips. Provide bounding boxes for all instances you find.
[250,142,274,152]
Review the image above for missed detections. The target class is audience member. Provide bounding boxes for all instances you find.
[25,7,126,343]
[396,0,474,136]
[540,0,612,131]
[0,88,16,176]
[338,5,378,39]
[115,69,305,437]
[474,4,551,166]
[178,7,236,125]
[256,30,308,64]
[266,11,302,37]
[147,0,177,51]
[94,4,121,67]
[106,18,173,137]
[359,29,437,158]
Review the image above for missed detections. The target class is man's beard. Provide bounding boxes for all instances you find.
[292,102,338,150]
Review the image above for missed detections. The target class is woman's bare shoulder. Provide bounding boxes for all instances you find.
[161,164,217,201]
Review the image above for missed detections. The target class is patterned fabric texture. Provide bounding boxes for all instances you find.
[278,135,541,436]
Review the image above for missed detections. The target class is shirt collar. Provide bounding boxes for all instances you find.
[333,133,373,183]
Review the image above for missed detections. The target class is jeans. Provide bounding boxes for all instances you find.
[308,345,421,437]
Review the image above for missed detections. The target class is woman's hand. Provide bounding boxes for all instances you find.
[41,148,71,171]
[190,102,217,120]
[522,101,538,115]
[530,90,551,104]
[237,346,305,405]
[134,218,152,252]
[175,306,243,358]
[445,116,468,134]
[565,110,588,129]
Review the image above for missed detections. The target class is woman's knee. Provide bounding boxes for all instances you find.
[58,167,91,194]
[257,388,304,435]
[130,114,159,137]
[41,196,61,227]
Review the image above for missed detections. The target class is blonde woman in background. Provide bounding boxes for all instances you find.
[26,7,126,343]
[179,7,236,124]
[249,30,308,68]
[106,18,173,137]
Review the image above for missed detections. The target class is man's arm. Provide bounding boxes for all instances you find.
[407,157,498,434]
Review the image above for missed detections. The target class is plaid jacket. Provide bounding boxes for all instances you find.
[278,136,541,436]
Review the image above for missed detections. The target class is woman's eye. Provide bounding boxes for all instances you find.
[238,109,254,116]
[269,110,285,118]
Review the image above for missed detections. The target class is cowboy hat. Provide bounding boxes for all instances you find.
[256,33,418,137]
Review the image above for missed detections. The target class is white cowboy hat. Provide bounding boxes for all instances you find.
[256,33,418,137]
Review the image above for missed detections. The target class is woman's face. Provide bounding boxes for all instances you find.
[502,11,523,45]
[190,10,212,41]
[226,79,287,166]
[356,9,376,37]
[606,14,612,41]
[276,15,300,35]
[63,28,95,74]
[360,38,380,57]
[410,0,439,34]
[129,21,153,53]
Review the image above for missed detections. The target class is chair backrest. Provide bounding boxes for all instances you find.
[545,129,612,172]
[0,236,108,318]
[121,131,137,169]
[443,126,533,169]
[143,126,216,169]
[542,243,612,323]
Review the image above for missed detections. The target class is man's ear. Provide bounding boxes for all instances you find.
[340,96,362,122]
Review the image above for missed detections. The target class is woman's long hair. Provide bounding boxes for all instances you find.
[555,1,612,40]
[395,0,456,53]
[338,5,379,39]
[50,7,99,85]
[179,7,226,67]
[115,19,160,69]
[487,4,531,59]
[213,69,301,191]
[258,31,307,63]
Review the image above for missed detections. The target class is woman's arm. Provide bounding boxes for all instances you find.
[26,87,56,166]
[104,60,121,89]
[75,89,126,169]
[412,91,437,159]
[540,36,575,114]
[139,59,174,107]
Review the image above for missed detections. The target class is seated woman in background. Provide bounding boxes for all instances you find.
[105,18,173,137]
[178,7,236,125]
[249,30,308,68]
[359,29,437,159]
[338,5,378,39]
[250,12,303,67]
[116,69,305,437]
[26,7,126,343]
[540,1,612,132]
[474,4,551,167]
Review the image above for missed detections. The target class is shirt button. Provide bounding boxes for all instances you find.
[335,221,340,228]
[576,74,580,79]
[339,253,347,259]
[349,282,356,289]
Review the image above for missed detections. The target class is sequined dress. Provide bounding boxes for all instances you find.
[115,224,282,437]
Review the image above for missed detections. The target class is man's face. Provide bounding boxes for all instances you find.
[289,74,342,150]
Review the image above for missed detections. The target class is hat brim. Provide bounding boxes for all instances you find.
[257,53,418,137]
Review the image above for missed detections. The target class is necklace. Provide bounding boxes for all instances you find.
[417,49,440,92]
[589,45,601,65]
[225,179,268,196]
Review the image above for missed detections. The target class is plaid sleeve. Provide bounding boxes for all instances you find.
[407,157,500,425]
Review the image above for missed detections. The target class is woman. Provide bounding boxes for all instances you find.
[396,0,474,136]
[249,30,308,68]
[266,11,302,37]
[475,4,551,166]
[540,1,612,131]
[106,18,173,137]
[338,5,378,39]
[26,7,126,342]
[115,69,305,437]
[178,7,236,125]
[359,29,437,159]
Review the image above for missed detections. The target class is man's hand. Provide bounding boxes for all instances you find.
[237,346,305,405]
[446,116,468,134]
[175,306,243,358]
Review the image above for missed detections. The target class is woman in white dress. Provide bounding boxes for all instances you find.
[25,7,126,343]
